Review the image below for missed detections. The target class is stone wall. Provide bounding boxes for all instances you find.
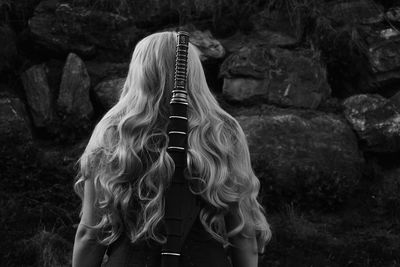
[1,0,400,265]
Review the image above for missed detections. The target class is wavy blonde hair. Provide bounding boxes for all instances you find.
[74,31,271,253]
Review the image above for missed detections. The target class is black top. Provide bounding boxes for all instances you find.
[102,214,232,267]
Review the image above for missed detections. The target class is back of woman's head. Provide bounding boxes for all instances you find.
[74,31,271,253]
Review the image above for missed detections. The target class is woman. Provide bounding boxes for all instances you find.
[72,31,272,267]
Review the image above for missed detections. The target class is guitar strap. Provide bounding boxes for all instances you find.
[160,31,202,267]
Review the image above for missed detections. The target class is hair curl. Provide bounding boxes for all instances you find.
[74,31,272,253]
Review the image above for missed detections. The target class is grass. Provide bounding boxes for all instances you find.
[262,203,400,267]
[0,141,80,266]
[2,136,399,266]
[17,229,72,267]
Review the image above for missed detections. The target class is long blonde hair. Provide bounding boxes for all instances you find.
[74,31,272,253]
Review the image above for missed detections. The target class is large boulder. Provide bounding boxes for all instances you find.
[187,28,225,61]
[28,0,143,60]
[0,96,33,145]
[365,28,400,90]
[343,94,400,153]
[221,78,269,102]
[21,64,54,128]
[315,0,400,97]
[233,105,364,209]
[93,78,124,110]
[28,0,94,57]
[219,30,297,55]
[220,45,331,109]
[220,45,270,80]
[57,53,93,127]
[322,0,384,24]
